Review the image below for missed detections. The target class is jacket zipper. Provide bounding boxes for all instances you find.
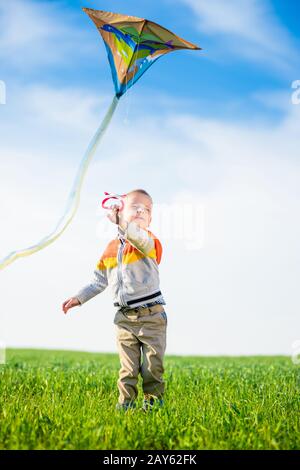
[117,238,127,306]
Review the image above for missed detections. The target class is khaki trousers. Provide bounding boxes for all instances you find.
[113,304,167,405]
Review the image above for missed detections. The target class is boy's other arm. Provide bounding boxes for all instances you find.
[62,268,108,315]
[74,267,108,306]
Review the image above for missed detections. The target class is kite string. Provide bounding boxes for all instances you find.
[0,95,119,271]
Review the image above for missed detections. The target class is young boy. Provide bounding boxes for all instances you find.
[62,189,167,412]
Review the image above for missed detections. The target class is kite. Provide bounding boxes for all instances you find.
[0,7,200,271]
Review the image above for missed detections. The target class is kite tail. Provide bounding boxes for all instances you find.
[0,95,120,271]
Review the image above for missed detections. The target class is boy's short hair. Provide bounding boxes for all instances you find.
[125,189,153,205]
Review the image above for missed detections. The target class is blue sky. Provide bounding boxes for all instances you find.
[1,0,300,356]
[2,0,300,119]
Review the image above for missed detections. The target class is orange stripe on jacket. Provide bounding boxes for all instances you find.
[96,230,162,270]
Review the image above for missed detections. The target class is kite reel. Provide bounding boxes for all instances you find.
[101,191,127,211]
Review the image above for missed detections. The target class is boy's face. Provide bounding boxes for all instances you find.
[122,193,152,230]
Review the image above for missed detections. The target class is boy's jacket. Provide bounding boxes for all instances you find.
[75,221,166,308]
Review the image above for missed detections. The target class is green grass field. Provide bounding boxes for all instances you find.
[0,349,299,450]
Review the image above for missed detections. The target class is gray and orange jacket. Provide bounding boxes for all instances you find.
[75,221,166,308]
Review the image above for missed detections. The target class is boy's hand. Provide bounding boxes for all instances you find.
[107,204,122,225]
[62,297,81,314]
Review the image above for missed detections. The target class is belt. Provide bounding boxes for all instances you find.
[114,290,162,308]
[118,304,164,317]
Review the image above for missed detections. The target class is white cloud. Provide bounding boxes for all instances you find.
[179,0,299,73]
[23,85,105,132]
[1,81,300,356]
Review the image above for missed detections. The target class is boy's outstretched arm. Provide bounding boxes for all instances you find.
[118,220,154,255]
[107,206,154,256]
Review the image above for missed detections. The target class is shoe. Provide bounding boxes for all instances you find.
[142,394,164,412]
[115,401,136,411]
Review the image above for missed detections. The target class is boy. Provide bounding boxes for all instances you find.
[62,189,167,412]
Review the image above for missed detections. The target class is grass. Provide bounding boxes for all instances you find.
[0,349,299,450]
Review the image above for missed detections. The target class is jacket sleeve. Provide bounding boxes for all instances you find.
[118,221,154,256]
[74,257,108,306]
[154,237,163,265]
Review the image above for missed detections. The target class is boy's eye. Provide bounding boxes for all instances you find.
[131,204,151,213]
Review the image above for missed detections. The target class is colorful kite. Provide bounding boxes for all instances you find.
[0,8,200,271]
